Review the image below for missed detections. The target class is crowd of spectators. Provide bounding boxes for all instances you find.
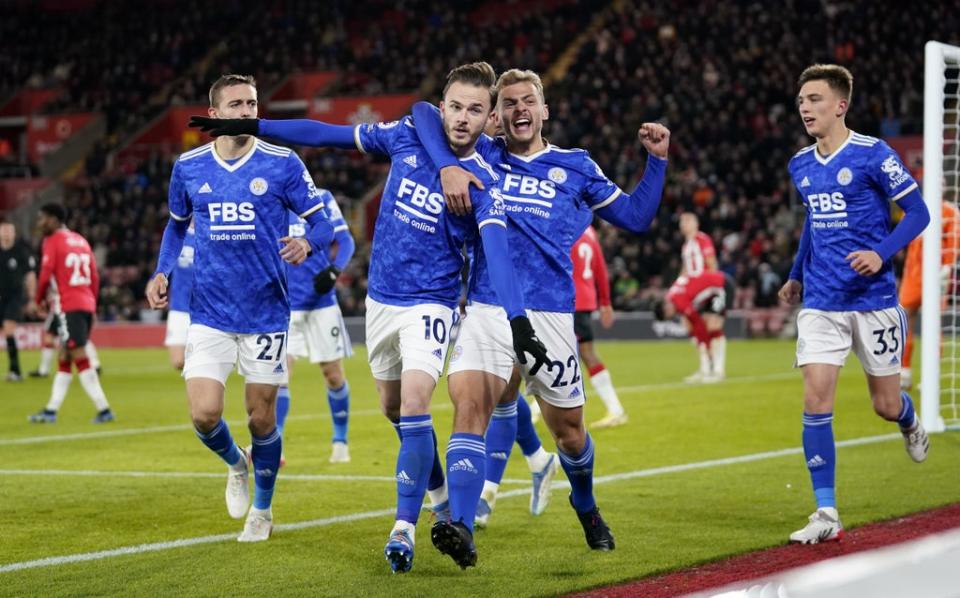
[5,0,959,326]
[547,0,958,317]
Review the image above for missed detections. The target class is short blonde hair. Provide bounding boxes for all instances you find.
[209,74,257,108]
[495,68,545,103]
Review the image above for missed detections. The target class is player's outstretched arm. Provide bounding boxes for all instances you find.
[189,116,358,149]
[411,101,483,216]
[847,189,931,276]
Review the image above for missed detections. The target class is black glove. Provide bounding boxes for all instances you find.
[188,116,259,137]
[510,316,550,376]
[313,265,341,295]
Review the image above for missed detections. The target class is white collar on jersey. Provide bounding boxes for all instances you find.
[508,143,553,162]
[813,129,854,166]
[211,139,258,172]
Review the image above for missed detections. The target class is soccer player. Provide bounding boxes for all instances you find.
[573,224,627,428]
[189,62,548,572]
[164,220,196,370]
[28,204,114,424]
[779,64,931,544]
[146,74,335,543]
[897,199,959,389]
[284,192,356,463]
[0,220,36,382]
[411,68,669,556]
[654,269,734,383]
[678,212,725,381]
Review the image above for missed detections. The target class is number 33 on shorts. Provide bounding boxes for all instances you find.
[795,307,906,376]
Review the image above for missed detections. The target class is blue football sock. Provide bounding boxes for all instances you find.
[195,419,243,467]
[446,432,486,533]
[395,415,434,525]
[897,392,916,430]
[485,401,518,485]
[275,385,291,437]
[392,420,402,441]
[428,428,446,492]
[802,412,836,509]
[327,381,350,443]
[558,433,596,513]
[251,427,283,510]
[515,393,542,456]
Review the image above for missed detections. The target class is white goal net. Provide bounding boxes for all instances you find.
[921,41,960,432]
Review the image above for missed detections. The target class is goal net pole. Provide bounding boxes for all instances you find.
[921,41,959,433]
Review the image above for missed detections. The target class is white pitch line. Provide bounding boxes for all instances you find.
[0,406,442,447]
[0,469,530,486]
[0,431,904,575]
[0,373,791,447]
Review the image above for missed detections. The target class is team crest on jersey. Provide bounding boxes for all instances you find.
[881,155,910,189]
[548,167,568,184]
[249,177,268,196]
[836,167,853,186]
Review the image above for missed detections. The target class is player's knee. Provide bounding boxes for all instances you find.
[871,393,901,421]
[554,423,586,455]
[191,410,220,433]
[323,365,345,389]
[247,409,277,436]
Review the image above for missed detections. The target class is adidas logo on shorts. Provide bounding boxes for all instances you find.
[568,387,582,399]
[432,348,443,360]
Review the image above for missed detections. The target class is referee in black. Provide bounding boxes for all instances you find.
[0,220,36,382]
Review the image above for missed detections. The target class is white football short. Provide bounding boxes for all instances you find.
[364,297,456,382]
[447,302,585,408]
[795,307,907,376]
[183,324,289,385]
[164,310,191,347]
[287,305,353,363]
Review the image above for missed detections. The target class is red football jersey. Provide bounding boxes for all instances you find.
[572,226,611,312]
[37,228,99,313]
[666,270,726,316]
[681,232,716,276]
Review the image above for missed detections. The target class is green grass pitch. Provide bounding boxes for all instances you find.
[1,340,958,597]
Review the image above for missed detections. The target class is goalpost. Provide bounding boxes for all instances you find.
[921,41,960,433]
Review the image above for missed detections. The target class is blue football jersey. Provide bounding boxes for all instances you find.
[467,136,624,312]
[286,193,349,311]
[169,225,196,313]
[788,131,918,311]
[355,116,505,309]
[167,139,329,333]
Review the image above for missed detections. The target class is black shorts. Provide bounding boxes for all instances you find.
[58,311,93,349]
[574,311,594,343]
[702,274,737,316]
[0,291,24,323]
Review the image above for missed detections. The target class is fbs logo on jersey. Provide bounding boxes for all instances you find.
[881,155,910,189]
[503,173,557,199]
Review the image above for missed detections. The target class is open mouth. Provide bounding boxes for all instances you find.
[512,117,532,134]
[802,117,815,126]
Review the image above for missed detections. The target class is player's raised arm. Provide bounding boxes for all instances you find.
[411,101,485,216]
[589,123,669,233]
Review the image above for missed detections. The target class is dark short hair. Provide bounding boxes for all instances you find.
[798,64,853,102]
[39,203,66,223]
[209,74,257,108]
[442,62,497,108]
